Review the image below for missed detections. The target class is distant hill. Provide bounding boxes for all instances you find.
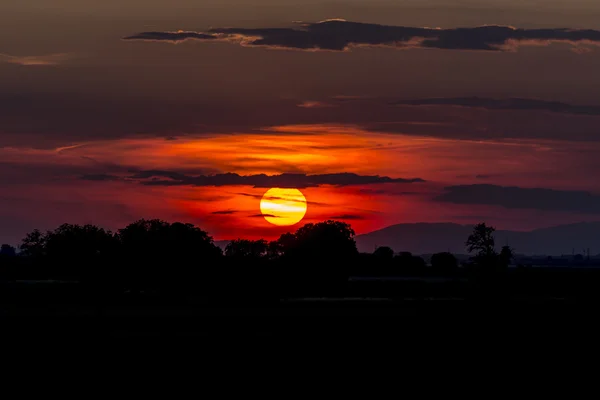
[356,222,600,256]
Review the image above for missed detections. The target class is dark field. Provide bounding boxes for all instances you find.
[2,272,599,345]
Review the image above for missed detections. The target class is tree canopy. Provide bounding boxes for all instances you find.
[275,220,358,260]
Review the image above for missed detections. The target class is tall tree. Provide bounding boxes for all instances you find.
[466,223,497,259]
[499,245,515,267]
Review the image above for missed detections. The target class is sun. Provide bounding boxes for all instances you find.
[260,188,307,226]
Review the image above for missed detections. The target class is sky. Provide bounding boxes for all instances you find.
[2,0,600,244]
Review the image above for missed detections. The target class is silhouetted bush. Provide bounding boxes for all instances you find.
[431,252,459,275]
[373,246,394,260]
[0,244,16,257]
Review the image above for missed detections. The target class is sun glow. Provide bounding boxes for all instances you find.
[260,188,307,226]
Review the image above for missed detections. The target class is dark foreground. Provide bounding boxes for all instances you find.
[2,293,597,343]
[4,267,600,350]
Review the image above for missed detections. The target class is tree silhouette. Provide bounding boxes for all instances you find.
[118,219,221,259]
[373,246,394,259]
[225,239,268,258]
[270,232,295,258]
[431,252,458,272]
[117,219,222,290]
[0,244,16,257]
[466,223,497,260]
[393,251,427,274]
[18,224,117,280]
[279,220,358,260]
[465,223,510,284]
[44,224,117,261]
[20,229,46,258]
[19,224,117,262]
[499,245,515,267]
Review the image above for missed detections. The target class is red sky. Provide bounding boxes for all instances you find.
[2,1,600,244]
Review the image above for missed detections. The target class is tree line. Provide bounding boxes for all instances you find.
[0,219,512,279]
[6,220,600,304]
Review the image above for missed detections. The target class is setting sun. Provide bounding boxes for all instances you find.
[260,188,308,226]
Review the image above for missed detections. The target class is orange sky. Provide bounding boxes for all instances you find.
[2,123,600,242]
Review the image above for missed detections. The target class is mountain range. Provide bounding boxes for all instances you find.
[355,222,600,256]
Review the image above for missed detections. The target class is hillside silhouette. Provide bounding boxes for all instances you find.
[356,222,600,255]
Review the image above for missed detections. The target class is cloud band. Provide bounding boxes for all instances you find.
[124,20,600,52]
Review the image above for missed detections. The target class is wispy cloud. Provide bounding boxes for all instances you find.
[95,171,426,188]
[249,213,279,218]
[394,97,600,116]
[122,31,218,43]
[124,20,600,52]
[0,53,72,66]
[212,209,238,215]
[298,101,336,109]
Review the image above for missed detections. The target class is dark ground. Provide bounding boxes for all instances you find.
[3,273,600,359]
[1,296,595,340]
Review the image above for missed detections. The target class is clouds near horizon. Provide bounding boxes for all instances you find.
[124,20,600,52]
[436,184,600,214]
[393,97,600,116]
[0,53,72,66]
[82,171,425,188]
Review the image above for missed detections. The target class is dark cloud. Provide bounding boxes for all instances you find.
[125,20,600,52]
[249,213,279,218]
[211,210,238,215]
[80,174,121,182]
[128,171,425,188]
[328,214,365,220]
[436,184,600,214]
[358,188,422,196]
[0,160,133,187]
[394,97,600,116]
[235,192,330,207]
[130,170,192,181]
[5,90,600,147]
[122,31,217,42]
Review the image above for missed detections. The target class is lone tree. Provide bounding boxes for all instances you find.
[465,223,514,270]
[466,223,497,260]
[499,245,515,267]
